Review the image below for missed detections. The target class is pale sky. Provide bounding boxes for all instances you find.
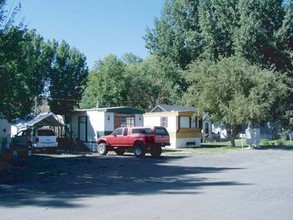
[7,0,165,69]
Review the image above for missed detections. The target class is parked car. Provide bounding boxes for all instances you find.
[12,127,58,149]
[97,126,170,158]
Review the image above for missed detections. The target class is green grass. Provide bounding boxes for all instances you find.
[259,139,293,147]
[165,139,293,155]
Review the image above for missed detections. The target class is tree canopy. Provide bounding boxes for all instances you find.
[79,54,183,110]
[49,41,88,115]
[144,0,293,72]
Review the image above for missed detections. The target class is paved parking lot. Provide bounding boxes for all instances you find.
[1,148,293,220]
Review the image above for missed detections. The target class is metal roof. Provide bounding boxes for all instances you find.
[150,105,197,113]
[73,106,145,114]
[14,112,66,128]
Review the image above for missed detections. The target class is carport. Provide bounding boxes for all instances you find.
[13,112,66,134]
[22,112,66,128]
[12,112,68,149]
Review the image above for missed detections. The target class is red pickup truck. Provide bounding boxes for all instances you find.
[97,126,170,158]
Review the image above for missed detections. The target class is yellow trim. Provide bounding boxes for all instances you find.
[178,112,199,117]
[144,112,179,117]
[169,130,202,139]
[177,128,201,133]
[177,133,201,138]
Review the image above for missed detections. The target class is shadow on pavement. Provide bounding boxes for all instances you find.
[0,153,246,208]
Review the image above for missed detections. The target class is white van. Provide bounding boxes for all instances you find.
[12,127,58,149]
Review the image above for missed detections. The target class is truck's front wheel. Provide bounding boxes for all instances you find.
[150,145,162,158]
[133,142,145,158]
[98,143,108,155]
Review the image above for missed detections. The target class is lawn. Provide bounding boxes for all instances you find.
[164,139,293,155]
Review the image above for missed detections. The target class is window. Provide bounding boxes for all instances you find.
[160,117,168,127]
[23,129,32,136]
[180,116,190,128]
[37,129,55,136]
[191,117,197,128]
[155,127,168,136]
[126,117,134,127]
[132,128,152,134]
[179,116,198,128]
[112,128,123,136]
[117,114,135,127]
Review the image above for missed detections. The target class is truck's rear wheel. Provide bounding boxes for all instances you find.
[98,143,108,155]
[133,142,145,158]
[150,145,162,158]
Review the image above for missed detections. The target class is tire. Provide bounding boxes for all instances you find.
[97,143,108,155]
[133,142,145,158]
[150,146,162,158]
[115,148,125,156]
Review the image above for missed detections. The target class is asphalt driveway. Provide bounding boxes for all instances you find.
[1,148,293,220]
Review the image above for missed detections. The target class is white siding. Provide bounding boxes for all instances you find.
[175,137,201,148]
[167,115,178,132]
[135,114,143,126]
[87,111,105,141]
[143,116,161,126]
[105,112,114,131]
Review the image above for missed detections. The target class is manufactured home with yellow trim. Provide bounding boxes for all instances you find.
[143,105,201,149]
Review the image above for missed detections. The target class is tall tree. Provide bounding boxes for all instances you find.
[199,0,237,60]
[183,57,291,146]
[0,2,89,120]
[49,41,88,115]
[0,27,26,120]
[144,0,202,69]
[125,55,182,109]
[145,0,293,72]
[0,29,56,120]
[80,54,126,108]
[234,0,293,73]
[0,0,21,31]
[79,70,100,109]
[80,54,183,110]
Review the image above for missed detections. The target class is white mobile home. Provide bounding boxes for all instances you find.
[143,105,201,149]
[70,107,144,150]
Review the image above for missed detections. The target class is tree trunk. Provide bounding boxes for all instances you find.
[230,138,236,147]
[229,125,241,147]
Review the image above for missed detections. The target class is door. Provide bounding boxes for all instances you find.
[13,129,32,147]
[109,127,124,146]
[78,116,87,142]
